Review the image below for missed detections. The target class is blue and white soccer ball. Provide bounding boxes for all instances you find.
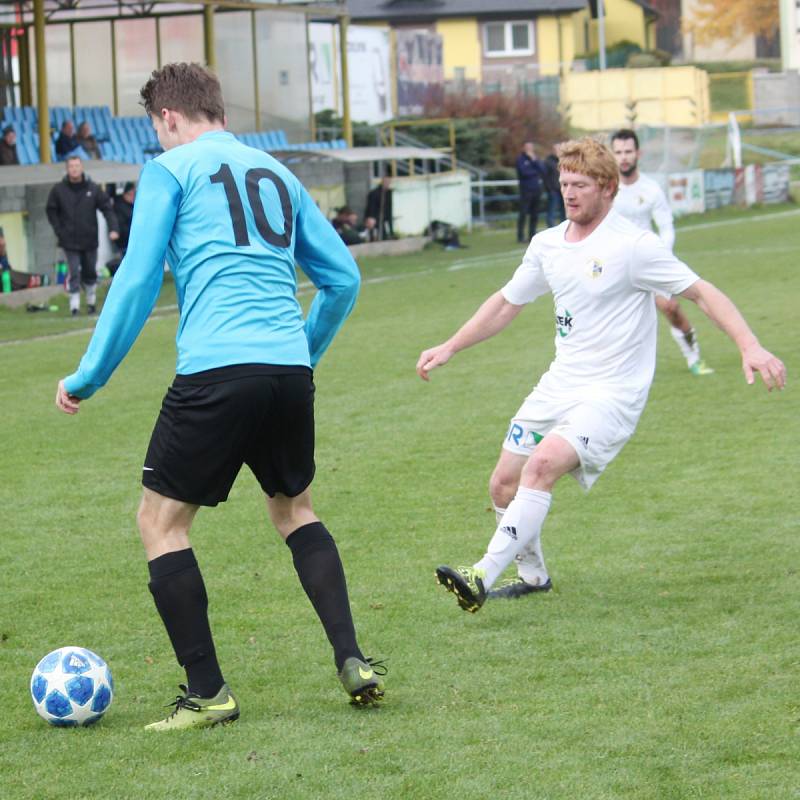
[30,646,114,727]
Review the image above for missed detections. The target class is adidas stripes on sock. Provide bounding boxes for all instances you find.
[476,488,552,589]
[496,503,550,586]
[670,325,701,367]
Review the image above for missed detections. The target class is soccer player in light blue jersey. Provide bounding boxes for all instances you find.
[55,63,385,729]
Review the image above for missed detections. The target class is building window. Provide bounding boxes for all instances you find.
[483,21,535,57]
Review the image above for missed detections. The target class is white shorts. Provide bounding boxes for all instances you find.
[502,385,644,490]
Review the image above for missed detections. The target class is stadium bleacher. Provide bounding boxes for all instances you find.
[1,105,346,165]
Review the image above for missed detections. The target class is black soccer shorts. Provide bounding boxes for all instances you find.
[142,364,315,506]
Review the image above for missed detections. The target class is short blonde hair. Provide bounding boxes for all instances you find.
[555,137,619,197]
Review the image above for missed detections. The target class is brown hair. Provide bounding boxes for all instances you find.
[140,63,225,123]
[555,137,619,197]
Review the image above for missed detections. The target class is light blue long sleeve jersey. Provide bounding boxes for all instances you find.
[63,130,360,399]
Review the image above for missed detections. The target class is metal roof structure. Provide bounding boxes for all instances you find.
[0,0,344,25]
[346,0,587,20]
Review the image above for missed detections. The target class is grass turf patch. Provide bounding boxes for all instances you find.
[1,205,797,799]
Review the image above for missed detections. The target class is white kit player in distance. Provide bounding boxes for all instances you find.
[416,137,785,611]
[611,128,713,376]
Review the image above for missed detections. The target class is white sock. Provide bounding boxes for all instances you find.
[494,503,549,587]
[669,325,700,367]
[85,284,97,306]
[476,488,552,589]
[69,292,80,312]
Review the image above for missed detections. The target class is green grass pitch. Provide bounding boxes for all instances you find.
[0,205,798,799]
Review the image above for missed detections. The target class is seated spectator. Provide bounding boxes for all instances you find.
[331,207,365,246]
[0,126,19,165]
[55,120,79,160]
[77,121,102,160]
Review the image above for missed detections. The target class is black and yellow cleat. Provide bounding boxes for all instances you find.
[487,576,552,599]
[338,657,386,706]
[144,684,239,731]
[435,565,487,613]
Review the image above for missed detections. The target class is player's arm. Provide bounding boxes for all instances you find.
[651,185,675,250]
[680,279,785,391]
[416,244,547,381]
[294,186,360,367]
[416,291,524,381]
[56,161,180,413]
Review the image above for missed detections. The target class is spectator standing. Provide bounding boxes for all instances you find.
[77,121,102,160]
[364,177,394,241]
[46,156,119,315]
[515,141,544,243]
[0,126,19,165]
[112,182,136,253]
[0,230,11,292]
[56,121,80,160]
[543,149,565,228]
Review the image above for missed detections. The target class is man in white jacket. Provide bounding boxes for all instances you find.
[611,128,713,376]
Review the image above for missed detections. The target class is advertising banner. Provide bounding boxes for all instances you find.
[703,169,736,210]
[347,26,393,124]
[396,30,444,116]
[309,23,339,114]
[762,164,791,203]
[666,170,705,216]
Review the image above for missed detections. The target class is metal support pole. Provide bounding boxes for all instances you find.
[69,22,76,106]
[204,5,216,71]
[33,0,49,163]
[598,0,607,71]
[252,11,261,131]
[339,15,352,146]
[304,15,314,141]
[19,30,32,107]
[110,20,118,116]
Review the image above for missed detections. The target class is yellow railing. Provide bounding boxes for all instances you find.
[378,118,457,176]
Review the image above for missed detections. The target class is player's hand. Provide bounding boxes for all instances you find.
[741,343,786,392]
[55,380,81,415]
[109,231,120,241]
[416,344,454,381]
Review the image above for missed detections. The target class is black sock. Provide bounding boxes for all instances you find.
[286,522,363,671]
[148,548,224,698]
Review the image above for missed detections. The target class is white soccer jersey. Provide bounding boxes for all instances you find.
[613,173,675,250]
[501,210,698,407]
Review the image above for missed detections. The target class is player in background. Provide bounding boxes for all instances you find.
[416,138,784,610]
[611,129,713,376]
[55,63,385,729]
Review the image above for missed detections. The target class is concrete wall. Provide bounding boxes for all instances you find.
[392,170,471,235]
[753,70,800,126]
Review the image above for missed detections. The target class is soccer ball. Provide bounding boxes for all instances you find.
[30,646,114,727]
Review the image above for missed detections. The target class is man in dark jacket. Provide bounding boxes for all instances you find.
[515,141,544,243]
[106,181,135,276]
[364,177,394,241]
[543,149,565,228]
[0,126,19,165]
[46,156,119,315]
[112,182,136,251]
